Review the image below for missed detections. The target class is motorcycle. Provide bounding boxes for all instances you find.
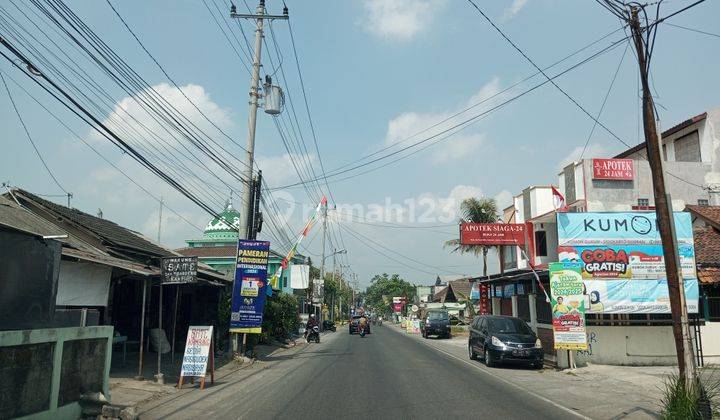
[322,320,336,332]
[306,325,320,343]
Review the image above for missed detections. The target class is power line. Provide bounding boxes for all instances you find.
[580,41,630,160]
[1,72,69,196]
[665,22,720,39]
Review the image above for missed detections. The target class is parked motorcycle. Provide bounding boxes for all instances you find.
[322,320,336,332]
[306,325,320,343]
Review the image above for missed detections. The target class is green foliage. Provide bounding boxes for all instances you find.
[444,197,499,276]
[660,372,718,420]
[364,273,415,315]
[262,292,299,341]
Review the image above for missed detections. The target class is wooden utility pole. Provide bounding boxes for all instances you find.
[629,7,696,383]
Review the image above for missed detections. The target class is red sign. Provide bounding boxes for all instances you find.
[479,284,490,315]
[592,158,634,180]
[460,223,526,246]
[393,302,403,313]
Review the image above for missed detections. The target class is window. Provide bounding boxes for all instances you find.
[502,245,517,269]
[698,199,709,206]
[662,144,667,160]
[638,198,649,207]
[674,130,701,162]
[534,231,547,257]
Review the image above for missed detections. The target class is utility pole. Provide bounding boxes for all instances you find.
[628,6,696,383]
[230,0,288,354]
[231,1,288,240]
[318,202,328,321]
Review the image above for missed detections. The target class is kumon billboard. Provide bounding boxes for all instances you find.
[556,212,698,314]
[460,223,525,246]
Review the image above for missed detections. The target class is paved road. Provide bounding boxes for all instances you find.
[140,326,583,420]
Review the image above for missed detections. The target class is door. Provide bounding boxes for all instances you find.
[478,318,488,352]
[469,317,479,349]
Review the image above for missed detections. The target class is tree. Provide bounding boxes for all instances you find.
[364,273,415,316]
[444,197,499,277]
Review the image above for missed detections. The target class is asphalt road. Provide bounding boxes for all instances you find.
[140,325,583,420]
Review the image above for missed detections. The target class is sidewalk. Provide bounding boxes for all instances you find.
[387,322,672,419]
[108,336,314,415]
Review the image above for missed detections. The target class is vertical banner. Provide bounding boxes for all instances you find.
[550,262,588,350]
[230,240,270,334]
[479,284,490,315]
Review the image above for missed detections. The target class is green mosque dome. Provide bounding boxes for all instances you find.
[203,201,241,241]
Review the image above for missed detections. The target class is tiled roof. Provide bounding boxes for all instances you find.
[686,205,720,228]
[0,195,66,237]
[448,279,473,301]
[13,189,172,257]
[177,246,236,258]
[693,226,720,266]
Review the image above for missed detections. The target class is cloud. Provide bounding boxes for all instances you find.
[255,153,317,188]
[504,0,528,19]
[494,190,514,211]
[359,0,445,41]
[557,144,607,171]
[381,77,502,165]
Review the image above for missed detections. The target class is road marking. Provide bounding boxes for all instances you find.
[386,325,592,420]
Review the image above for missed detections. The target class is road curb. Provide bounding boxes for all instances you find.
[386,324,592,420]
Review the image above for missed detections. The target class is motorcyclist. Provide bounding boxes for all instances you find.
[357,308,368,335]
[305,313,318,338]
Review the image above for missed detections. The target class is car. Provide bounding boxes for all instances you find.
[468,315,544,369]
[420,309,451,339]
[349,315,371,335]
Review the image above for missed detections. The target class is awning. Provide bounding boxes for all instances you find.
[62,247,158,275]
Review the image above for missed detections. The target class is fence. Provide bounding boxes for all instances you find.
[0,326,113,419]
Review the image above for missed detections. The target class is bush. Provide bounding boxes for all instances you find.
[660,372,718,420]
[261,292,299,342]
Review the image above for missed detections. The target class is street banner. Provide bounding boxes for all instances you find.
[290,264,310,289]
[230,240,270,334]
[549,262,588,350]
[584,278,699,313]
[460,223,526,246]
[161,256,198,284]
[180,326,213,378]
[592,158,634,180]
[557,212,698,314]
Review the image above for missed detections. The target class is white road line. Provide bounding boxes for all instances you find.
[386,325,592,420]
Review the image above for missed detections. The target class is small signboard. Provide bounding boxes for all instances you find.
[460,223,526,246]
[592,158,634,180]
[549,262,588,350]
[178,325,214,390]
[161,256,198,284]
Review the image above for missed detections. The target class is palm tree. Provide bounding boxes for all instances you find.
[444,197,499,277]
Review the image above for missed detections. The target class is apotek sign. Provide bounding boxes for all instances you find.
[592,158,634,180]
[460,223,525,246]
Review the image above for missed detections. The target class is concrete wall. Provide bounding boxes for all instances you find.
[568,322,720,366]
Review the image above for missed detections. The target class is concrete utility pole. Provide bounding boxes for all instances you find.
[628,7,696,383]
[230,0,287,353]
[157,196,163,242]
[231,1,288,239]
[318,202,328,321]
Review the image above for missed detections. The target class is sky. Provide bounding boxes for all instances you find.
[1,0,719,288]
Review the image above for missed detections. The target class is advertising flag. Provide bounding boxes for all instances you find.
[230,240,270,334]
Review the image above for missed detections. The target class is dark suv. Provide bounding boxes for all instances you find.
[420,310,450,339]
[468,315,543,368]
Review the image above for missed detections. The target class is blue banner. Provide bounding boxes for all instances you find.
[230,240,270,333]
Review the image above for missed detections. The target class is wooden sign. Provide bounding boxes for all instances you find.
[162,256,198,284]
[178,326,214,390]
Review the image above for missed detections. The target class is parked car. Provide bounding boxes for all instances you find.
[349,315,371,335]
[468,315,543,369]
[420,309,450,339]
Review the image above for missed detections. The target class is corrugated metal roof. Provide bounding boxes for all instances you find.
[0,195,66,237]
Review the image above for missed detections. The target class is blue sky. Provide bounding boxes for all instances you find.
[1,0,719,287]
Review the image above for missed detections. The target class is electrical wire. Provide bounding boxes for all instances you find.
[1,72,69,196]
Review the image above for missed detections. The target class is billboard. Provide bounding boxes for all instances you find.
[592,158,634,180]
[230,240,270,333]
[460,223,526,246]
[549,262,588,350]
[557,212,698,314]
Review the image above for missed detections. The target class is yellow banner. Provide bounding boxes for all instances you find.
[230,327,262,334]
